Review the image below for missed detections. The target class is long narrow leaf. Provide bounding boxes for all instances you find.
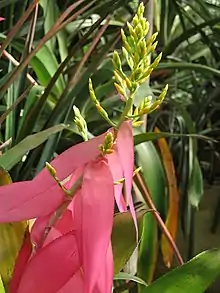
[0,124,67,170]
[155,127,179,268]
[140,248,220,293]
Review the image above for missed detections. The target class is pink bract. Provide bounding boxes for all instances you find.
[2,121,136,293]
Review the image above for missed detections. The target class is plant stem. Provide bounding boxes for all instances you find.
[135,172,184,266]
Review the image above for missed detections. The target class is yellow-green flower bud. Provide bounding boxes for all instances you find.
[125,77,132,90]
[127,22,137,41]
[158,84,168,102]
[148,41,158,54]
[146,32,158,46]
[114,70,124,85]
[132,120,144,127]
[131,68,143,81]
[89,78,98,104]
[112,51,122,71]
[138,41,147,58]
[134,51,140,66]
[114,83,125,96]
[135,23,144,39]
[121,29,127,44]
[150,52,162,69]
[132,15,139,27]
[141,19,149,35]
[138,68,153,83]
[122,47,134,70]
[96,104,108,118]
[137,2,145,18]
[46,162,56,177]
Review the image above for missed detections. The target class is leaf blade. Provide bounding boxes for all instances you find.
[140,249,220,293]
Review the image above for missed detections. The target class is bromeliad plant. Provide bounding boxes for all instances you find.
[0,3,220,293]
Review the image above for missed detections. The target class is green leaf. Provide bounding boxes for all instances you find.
[134,132,214,145]
[17,85,45,136]
[140,248,220,293]
[31,45,65,95]
[114,272,147,286]
[0,124,68,171]
[135,130,167,283]
[158,62,220,77]
[39,0,68,61]
[188,157,203,208]
[112,210,145,274]
[138,213,158,284]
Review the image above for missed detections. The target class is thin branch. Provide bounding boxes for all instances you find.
[0,0,39,57]
[2,50,38,85]
[0,85,33,125]
[135,172,184,266]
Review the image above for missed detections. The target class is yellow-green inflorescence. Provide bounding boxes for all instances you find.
[47,2,168,179]
[89,2,168,130]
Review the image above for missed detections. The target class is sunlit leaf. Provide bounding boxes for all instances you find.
[140,248,220,293]
[0,124,68,170]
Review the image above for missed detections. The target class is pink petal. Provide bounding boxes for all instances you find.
[78,159,114,293]
[35,133,105,184]
[30,214,52,247]
[0,181,65,222]
[58,270,84,293]
[10,229,32,293]
[31,166,85,247]
[93,243,113,293]
[0,17,5,21]
[107,152,127,212]
[117,121,137,236]
[0,134,105,222]
[17,232,80,293]
[43,208,74,247]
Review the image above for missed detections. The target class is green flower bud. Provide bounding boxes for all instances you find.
[46,162,56,177]
[127,22,137,41]
[135,23,144,39]
[89,78,98,104]
[150,52,162,69]
[112,51,122,71]
[137,2,145,18]
[114,83,125,97]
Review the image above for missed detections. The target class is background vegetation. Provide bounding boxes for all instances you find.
[1,0,220,292]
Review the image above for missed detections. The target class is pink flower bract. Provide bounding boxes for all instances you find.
[1,121,136,293]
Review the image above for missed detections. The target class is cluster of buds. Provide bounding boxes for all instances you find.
[89,78,116,127]
[75,2,168,138]
[130,84,168,126]
[73,105,88,141]
[99,132,115,155]
[113,2,168,125]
